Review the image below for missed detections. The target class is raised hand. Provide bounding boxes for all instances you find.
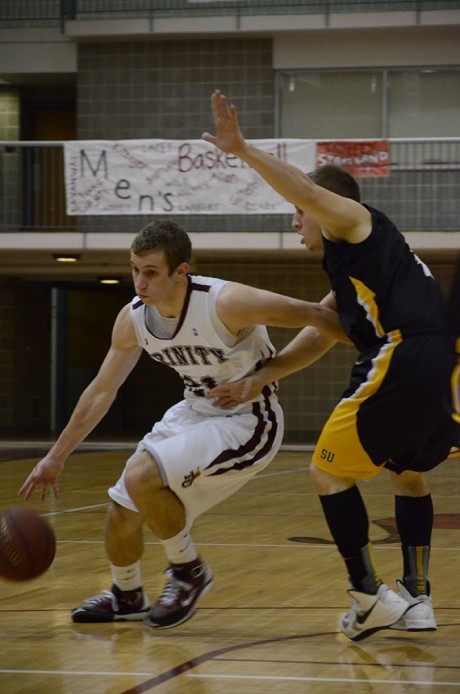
[202,90,246,155]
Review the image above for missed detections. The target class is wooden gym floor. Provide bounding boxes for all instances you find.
[0,442,459,693]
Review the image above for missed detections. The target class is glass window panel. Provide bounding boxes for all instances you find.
[388,69,460,138]
[279,71,382,139]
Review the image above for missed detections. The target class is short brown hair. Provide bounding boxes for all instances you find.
[131,221,192,275]
[309,165,361,202]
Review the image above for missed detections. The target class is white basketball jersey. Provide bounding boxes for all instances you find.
[129,274,278,415]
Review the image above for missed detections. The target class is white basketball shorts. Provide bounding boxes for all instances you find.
[108,396,284,524]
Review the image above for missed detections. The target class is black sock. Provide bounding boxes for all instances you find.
[319,486,382,594]
[395,494,433,596]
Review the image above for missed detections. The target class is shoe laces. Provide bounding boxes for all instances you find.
[84,591,118,610]
[158,569,191,606]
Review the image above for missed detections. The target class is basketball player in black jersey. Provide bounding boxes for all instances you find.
[203,90,460,641]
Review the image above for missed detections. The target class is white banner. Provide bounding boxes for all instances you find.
[63,139,316,215]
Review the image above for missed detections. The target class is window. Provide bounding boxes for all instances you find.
[277,68,460,139]
[388,70,460,138]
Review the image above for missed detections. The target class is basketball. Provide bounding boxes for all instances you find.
[0,507,56,581]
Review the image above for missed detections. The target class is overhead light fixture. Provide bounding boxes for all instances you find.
[98,277,122,285]
[53,253,81,263]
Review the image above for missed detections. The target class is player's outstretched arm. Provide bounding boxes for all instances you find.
[202,89,313,209]
[216,281,348,340]
[207,324,337,409]
[202,89,371,243]
[208,292,350,409]
[19,305,142,501]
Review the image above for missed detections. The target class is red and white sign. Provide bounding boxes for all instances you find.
[316,140,390,177]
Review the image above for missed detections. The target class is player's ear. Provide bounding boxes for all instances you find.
[175,262,190,281]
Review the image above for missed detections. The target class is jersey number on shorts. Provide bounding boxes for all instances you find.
[182,374,218,398]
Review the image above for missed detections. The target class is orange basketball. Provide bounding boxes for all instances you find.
[0,507,56,581]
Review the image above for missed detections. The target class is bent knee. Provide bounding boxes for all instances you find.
[388,469,429,496]
[309,461,355,495]
[107,500,142,531]
[124,449,164,496]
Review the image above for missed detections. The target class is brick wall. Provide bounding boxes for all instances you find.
[75,36,291,235]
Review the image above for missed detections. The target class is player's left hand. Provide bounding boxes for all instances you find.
[206,376,258,409]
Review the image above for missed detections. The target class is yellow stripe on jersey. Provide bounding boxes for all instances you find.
[349,276,385,338]
[313,330,403,479]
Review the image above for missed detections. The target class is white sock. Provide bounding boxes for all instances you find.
[110,561,143,592]
[161,528,198,565]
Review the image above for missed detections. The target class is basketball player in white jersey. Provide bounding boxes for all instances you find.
[19,220,342,629]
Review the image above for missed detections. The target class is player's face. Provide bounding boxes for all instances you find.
[292,207,323,252]
[130,250,187,307]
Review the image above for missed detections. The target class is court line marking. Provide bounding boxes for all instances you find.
[116,626,460,694]
[35,499,460,553]
[187,673,460,686]
[254,467,308,478]
[3,443,459,691]
[51,539,460,551]
[118,631,339,693]
[219,656,460,669]
[0,441,138,450]
[0,441,315,452]
[43,503,108,516]
[0,669,153,677]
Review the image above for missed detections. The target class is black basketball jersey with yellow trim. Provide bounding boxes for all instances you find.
[322,205,448,353]
[314,204,459,475]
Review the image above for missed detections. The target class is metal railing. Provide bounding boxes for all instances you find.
[1,139,459,232]
[0,1,458,28]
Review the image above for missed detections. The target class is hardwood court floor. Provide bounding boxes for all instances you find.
[0,444,459,693]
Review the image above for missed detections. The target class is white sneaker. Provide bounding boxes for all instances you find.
[389,580,437,631]
[340,583,409,641]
